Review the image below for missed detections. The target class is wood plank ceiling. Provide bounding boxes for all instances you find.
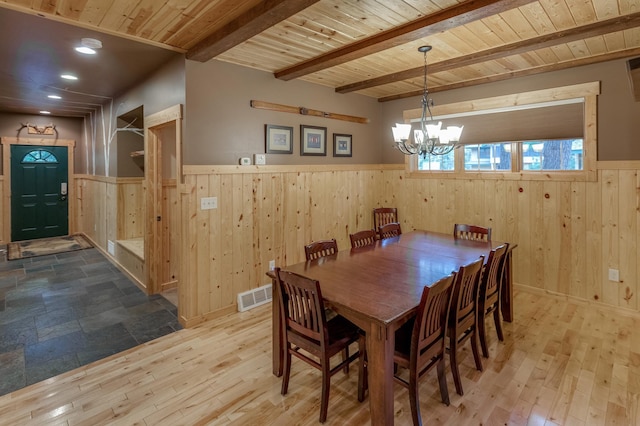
[2,0,639,102]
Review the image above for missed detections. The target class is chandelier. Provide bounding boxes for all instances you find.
[392,45,464,157]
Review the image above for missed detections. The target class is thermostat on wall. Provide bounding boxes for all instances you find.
[240,157,251,165]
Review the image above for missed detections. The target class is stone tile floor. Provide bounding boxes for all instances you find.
[0,246,181,397]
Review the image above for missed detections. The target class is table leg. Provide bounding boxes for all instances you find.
[501,248,514,323]
[271,277,283,377]
[367,322,395,426]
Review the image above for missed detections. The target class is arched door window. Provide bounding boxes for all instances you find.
[21,149,59,164]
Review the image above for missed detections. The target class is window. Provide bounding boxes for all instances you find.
[521,140,583,171]
[464,143,512,171]
[21,149,58,163]
[403,82,598,181]
[417,149,454,171]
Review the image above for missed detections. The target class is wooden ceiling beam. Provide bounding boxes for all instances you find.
[187,0,320,62]
[379,47,640,102]
[338,11,640,94]
[274,0,537,81]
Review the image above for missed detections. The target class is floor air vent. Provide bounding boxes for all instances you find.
[237,283,272,312]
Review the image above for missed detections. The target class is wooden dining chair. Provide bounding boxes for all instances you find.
[304,239,338,261]
[378,222,402,240]
[448,256,485,396]
[373,207,398,236]
[393,273,456,426]
[349,229,377,248]
[274,268,366,423]
[453,223,492,242]
[477,243,509,358]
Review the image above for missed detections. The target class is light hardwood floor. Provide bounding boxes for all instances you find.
[1,287,639,425]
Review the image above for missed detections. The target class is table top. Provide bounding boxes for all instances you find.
[277,230,502,328]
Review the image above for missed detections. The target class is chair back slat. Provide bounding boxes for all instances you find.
[481,243,509,298]
[378,222,402,240]
[373,207,398,231]
[450,256,484,326]
[350,229,377,248]
[277,269,326,343]
[415,274,455,363]
[453,223,492,242]
[305,239,338,261]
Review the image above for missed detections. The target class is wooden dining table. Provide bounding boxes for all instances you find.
[267,230,514,426]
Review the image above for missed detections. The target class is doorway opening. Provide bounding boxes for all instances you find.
[144,105,183,315]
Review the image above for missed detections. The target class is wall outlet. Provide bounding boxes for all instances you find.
[200,196,218,210]
[254,154,266,165]
[608,268,620,282]
[269,260,275,270]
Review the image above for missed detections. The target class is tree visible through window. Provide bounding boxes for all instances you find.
[21,149,58,163]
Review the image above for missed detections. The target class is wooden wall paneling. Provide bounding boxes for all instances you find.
[106,182,117,252]
[207,173,222,311]
[504,181,520,284]
[162,181,178,287]
[570,181,587,300]
[241,174,257,288]
[195,173,212,315]
[219,174,234,308]
[516,180,532,288]
[343,170,358,244]
[309,171,326,242]
[530,181,545,290]
[471,179,486,228]
[293,171,308,263]
[618,170,638,310]
[637,170,640,315]
[440,179,456,233]
[117,180,144,240]
[423,177,439,232]
[230,174,247,294]
[557,181,573,296]
[253,173,269,285]
[585,176,603,304]
[601,170,620,307]
[175,165,640,325]
[271,173,285,277]
[182,180,197,324]
[542,181,560,294]
[450,179,465,233]
[280,172,294,264]
[333,171,347,243]
[491,179,507,241]
[355,171,369,231]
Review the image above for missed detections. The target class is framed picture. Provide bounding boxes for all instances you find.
[265,124,293,154]
[333,133,352,157]
[300,125,327,156]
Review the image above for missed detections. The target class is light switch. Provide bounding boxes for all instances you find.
[254,154,266,165]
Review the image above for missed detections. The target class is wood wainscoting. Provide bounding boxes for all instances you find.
[72,163,640,327]
[178,163,640,327]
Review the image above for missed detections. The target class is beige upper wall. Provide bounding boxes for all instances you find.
[381,58,640,162]
[185,59,382,165]
[0,113,84,173]
[79,55,185,177]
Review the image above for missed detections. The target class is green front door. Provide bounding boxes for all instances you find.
[11,145,69,241]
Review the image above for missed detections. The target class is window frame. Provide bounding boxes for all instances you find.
[404,82,599,182]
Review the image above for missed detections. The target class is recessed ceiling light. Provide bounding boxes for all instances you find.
[48,95,62,99]
[61,74,78,80]
[40,111,51,115]
[75,46,96,55]
[75,37,102,55]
